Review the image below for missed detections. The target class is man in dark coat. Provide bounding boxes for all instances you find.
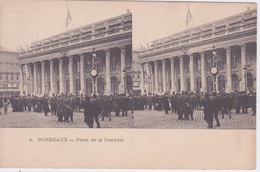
[0,97,3,114]
[91,94,101,128]
[26,95,33,112]
[211,92,220,127]
[83,96,94,128]
[50,94,58,116]
[203,94,213,128]
[42,96,50,116]
[63,94,73,122]
[162,94,170,114]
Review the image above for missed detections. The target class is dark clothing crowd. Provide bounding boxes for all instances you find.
[0,90,256,129]
[1,93,134,128]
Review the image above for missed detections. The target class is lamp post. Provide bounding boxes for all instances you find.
[209,45,219,92]
[90,46,98,95]
[243,65,247,93]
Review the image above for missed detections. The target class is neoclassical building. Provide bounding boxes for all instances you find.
[0,49,20,97]
[138,9,256,94]
[18,12,132,96]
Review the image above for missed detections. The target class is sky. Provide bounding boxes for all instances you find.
[0,0,257,51]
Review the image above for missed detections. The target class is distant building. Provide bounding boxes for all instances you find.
[0,49,20,97]
[138,9,256,94]
[18,12,132,96]
[131,50,142,95]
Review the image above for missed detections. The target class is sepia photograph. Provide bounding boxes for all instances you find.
[0,0,258,170]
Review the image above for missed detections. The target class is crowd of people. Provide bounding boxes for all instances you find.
[0,90,256,129]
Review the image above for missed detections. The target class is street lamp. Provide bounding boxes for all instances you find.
[243,65,247,93]
[123,67,127,95]
[90,46,98,95]
[209,45,219,92]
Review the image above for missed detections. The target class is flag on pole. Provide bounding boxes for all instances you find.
[186,4,192,26]
[66,6,73,28]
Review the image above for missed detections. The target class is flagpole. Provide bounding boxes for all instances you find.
[186,3,195,27]
[66,1,74,30]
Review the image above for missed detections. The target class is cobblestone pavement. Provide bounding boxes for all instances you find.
[0,109,256,129]
[0,110,134,128]
[134,109,256,129]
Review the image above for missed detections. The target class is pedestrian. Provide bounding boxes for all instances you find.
[162,94,170,114]
[3,97,10,114]
[42,95,50,116]
[84,96,94,128]
[0,97,3,114]
[26,95,33,112]
[91,94,101,128]
[203,94,213,128]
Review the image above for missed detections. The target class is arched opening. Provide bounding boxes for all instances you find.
[86,78,93,95]
[65,80,70,95]
[231,74,239,92]
[247,73,253,92]
[97,77,105,95]
[75,78,80,95]
[196,77,201,93]
[111,76,118,95]
[218,75,225,93]
[186,78,190,92]
[126,75,133,95]
[207,76,213,92]
[177,79,180,92]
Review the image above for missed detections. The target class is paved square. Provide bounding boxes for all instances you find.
[0,110,134,128]
[134,109,256,129]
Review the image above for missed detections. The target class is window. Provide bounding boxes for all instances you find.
[217,56,224,69]
[137,73,140,79]
[0,74,2,80]
[111,76,118,94]
[231,54,237,68]
[247,73,253,92]
[11,74,13,80]
[17,74,19,80]
[218,75,225,92]
[110,56,117,70]
[207,76,213,92]
[187,78,191,92]
[232,74,239,91]
[5,74,8,80]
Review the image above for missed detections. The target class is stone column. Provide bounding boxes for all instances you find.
[179,56,185,92]
[41,61,45,95]
[33,63,37,95]
[200,52,206,92]
[189,54,195,92]
[105,49,111,95]
[225,47,232,92]
[49,59,54,95]
[80,54,85,95]
[140,63,145,94]
[120,47,126,94]
[24,64,29,96]
[59,58,64,94]
[154,60,158,93]
[148,62,154,93]
[170,58,175,93]
[240,44,246,91]
[19,65,24,95]
[69,56,74,94]
[162,59,166,93]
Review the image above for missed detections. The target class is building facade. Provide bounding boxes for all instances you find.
[138,9,256,94]
[18,12,132,96]
[131,50,142,95]
[0,49,20,97]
